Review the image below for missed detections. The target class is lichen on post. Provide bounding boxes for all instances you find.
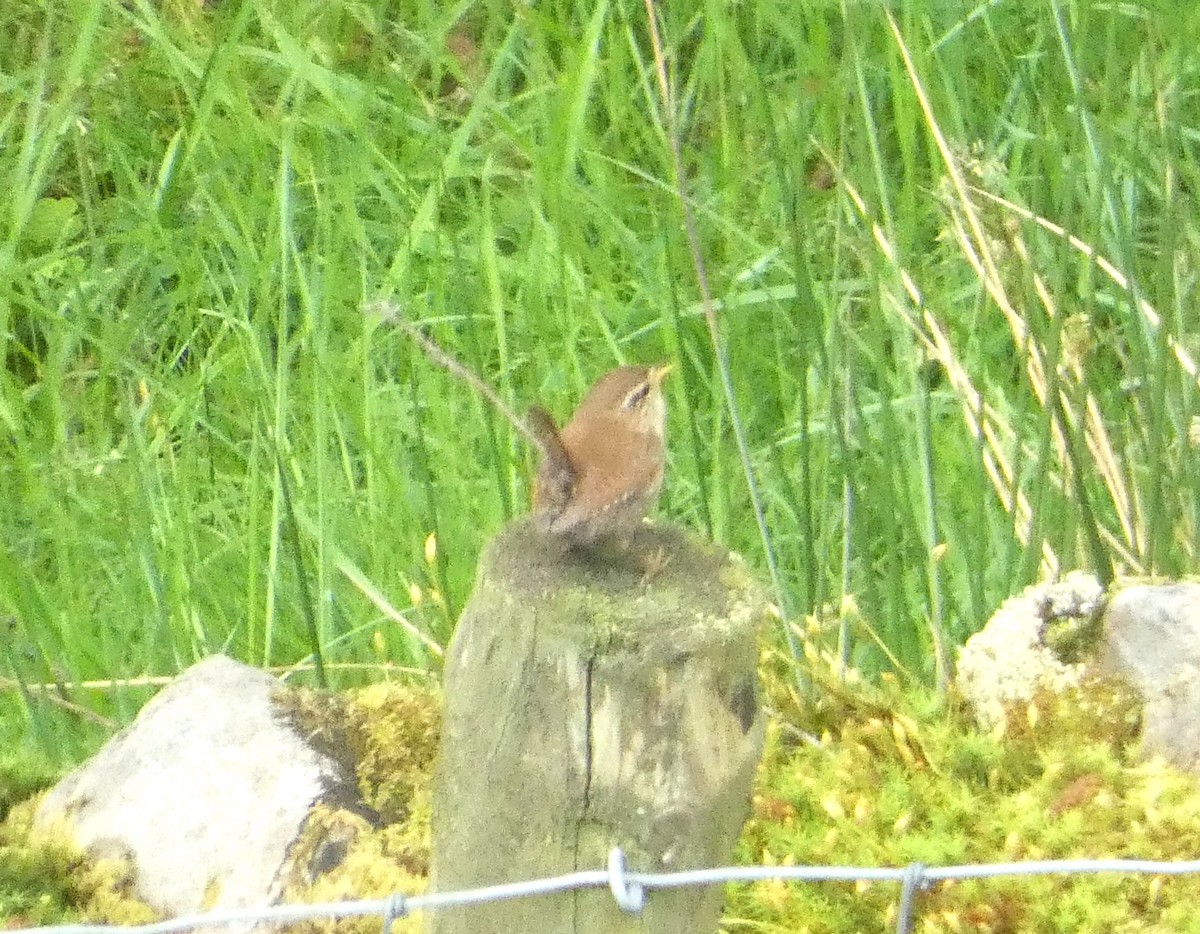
[430,518,768,934]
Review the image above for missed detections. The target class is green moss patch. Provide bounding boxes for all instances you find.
[275,681,439,933]
[725,648,1199,933]
[0,798,156,926]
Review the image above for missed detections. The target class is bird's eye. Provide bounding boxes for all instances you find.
[623,382,651,410]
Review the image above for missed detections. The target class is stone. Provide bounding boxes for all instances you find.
[955,571,1103,732]
[1098,582,1200,770]
[34,655,365,929]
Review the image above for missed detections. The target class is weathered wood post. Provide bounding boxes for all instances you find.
[430,518,767,933]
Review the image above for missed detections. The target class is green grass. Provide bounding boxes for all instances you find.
[2,0,1199,761]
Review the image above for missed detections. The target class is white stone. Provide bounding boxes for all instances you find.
[955,571,1103,731]
[1098,582,1200,769]
[34,656,357,929]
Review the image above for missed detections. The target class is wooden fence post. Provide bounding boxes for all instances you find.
[430,518,767,933]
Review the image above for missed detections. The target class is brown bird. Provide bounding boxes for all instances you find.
[529,364,671,547]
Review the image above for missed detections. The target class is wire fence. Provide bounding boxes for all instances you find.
[14,848,1200,934]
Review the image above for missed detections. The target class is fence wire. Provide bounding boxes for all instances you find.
[13,849,1200,934]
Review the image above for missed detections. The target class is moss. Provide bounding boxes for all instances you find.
[276,681,439,933]
[273,686,363,789]
[75,857,158,925]
[726,646,1200,933]
[343,682,441,826]
[0,798,84,925]
[278,802,428,934]
[0,797,155,925]
[474,518,753,633]
[273,680,441,825]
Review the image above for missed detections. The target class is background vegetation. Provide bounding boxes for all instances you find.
[2,0,1199,765]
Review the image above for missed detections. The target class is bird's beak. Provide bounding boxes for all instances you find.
[649,363,673,386]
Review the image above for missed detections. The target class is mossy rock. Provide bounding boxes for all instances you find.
[2,679,441,930]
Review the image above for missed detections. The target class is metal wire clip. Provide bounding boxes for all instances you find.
[607,848,646,915]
